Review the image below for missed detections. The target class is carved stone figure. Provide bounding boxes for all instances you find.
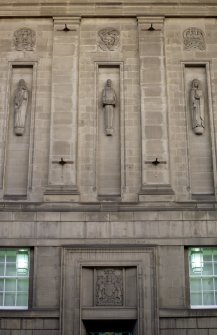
[96,268,123,306]
[14,79,29,136]
[190,79,204,135]
[98,28,120,51]
[102,79,117,136]
[14,28,36,51]
[183,27,205,51]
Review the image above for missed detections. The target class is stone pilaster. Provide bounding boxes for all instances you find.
[44,17,80,201]
[137,16,174,201]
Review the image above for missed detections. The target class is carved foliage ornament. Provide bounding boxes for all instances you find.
[98,28,120,51]
[183,27,205,51]
[96,268,123,306]
[14,28,36,51]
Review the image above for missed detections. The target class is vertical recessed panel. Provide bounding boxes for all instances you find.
[97,66,121,196]
[185,66,214,195]
[4,65,33,197]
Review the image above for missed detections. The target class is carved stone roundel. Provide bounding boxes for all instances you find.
[183,27,205,51]
[98,28,120,51]
[14,28,36,51]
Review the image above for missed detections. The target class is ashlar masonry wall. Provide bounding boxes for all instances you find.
[165,18,217,201]
[0,18,53,201]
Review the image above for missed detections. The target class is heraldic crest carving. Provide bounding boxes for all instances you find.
[183,27,205,51]
[98,28,120,51]
[13,28,36,51]
[96,268,123,305]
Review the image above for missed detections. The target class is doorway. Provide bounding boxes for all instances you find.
[84,319,135,335]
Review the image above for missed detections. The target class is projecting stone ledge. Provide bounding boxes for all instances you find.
[139,184,174,202]
[44,185,80,202]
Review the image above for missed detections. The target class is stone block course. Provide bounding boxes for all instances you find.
[161,330,187,335]
[43,320,59,330]
[187,330,208,335]
[11,331,32,335]
[1,320,21,330]
[197,318,217,329]
[22,319,43,330]
[176,319,197,329]
[32,331,59,335]
[0,331,11,335]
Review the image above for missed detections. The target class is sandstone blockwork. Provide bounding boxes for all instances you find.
[0,2,217,335]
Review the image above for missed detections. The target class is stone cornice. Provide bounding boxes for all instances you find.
[1,2,217,17]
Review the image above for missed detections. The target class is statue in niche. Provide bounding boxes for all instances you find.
[14,28,36,51]
[190,79,205,135]
[13,79,29,136]
[102,79,117,136]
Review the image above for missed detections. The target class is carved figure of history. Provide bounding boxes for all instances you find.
[102,79,117,136]
[190,79,204,135]
[14,79,29,136]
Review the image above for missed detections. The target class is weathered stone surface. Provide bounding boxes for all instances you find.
[0,3,216,335]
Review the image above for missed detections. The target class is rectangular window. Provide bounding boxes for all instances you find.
[0,248,30,309]
[189,247,217,308]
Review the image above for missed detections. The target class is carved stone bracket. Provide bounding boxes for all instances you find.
[53,17,80,32]
[137,16,164,31]
[145,158,167,166]
[52,158,74,166]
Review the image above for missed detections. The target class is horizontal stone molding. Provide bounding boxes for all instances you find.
[1,3,217,17]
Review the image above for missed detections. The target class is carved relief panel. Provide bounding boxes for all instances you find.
[82,266,137,308]
[183,27,205,50]
[95,268,123,306]
[98,28,120,51]
[13,28,36,51]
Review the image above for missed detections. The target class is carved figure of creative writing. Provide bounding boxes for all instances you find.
[102,79,117,136]
[14,79,29,136]
[190,79,204,135]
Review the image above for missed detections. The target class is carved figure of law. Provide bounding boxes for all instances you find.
[190,79,204,135]
[14,79,29,136]
[102,79,116,136]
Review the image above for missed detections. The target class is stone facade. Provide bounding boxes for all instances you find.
[0,1,217,335]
